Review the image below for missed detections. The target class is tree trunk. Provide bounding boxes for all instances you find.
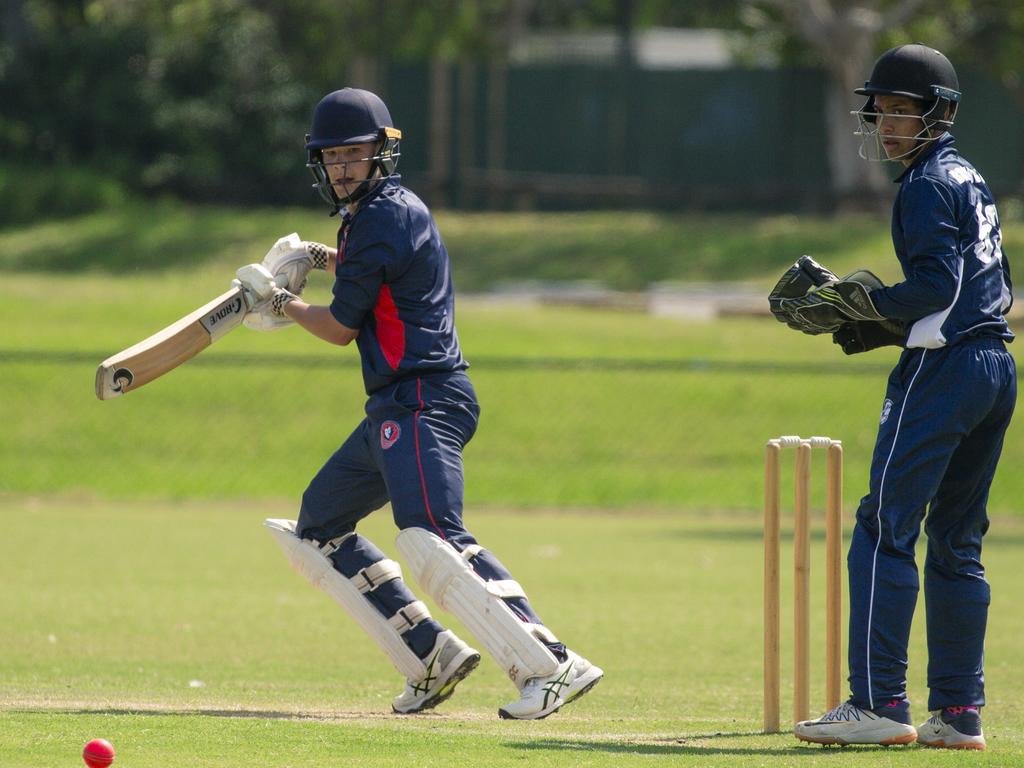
[763,0,927,206]
[823,47,888,206]
[428,58,452,207]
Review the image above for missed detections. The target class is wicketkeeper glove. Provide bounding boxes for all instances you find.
[768,256,839,312]
[774,268,889,334]
[768,256,842,334]
[832,319,907,355]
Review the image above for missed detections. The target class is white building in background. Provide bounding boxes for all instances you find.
[510,27,773,69]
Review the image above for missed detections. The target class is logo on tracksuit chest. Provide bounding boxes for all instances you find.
[381,421,401,449]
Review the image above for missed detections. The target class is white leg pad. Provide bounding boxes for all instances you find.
[395,527,558,685]
[264,519,427,681]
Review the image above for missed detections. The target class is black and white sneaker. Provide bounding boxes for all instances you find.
[917,706,985,750]
[497,650,603,720]
[392,630,480,714]
[795,699,917,746]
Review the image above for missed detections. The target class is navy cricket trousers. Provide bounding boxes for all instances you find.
[295,370,549,650]
[296,371,481,545]
[847,338,1016,711]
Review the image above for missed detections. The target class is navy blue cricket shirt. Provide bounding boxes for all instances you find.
[870,133,1013,349]
[329,177,468,394]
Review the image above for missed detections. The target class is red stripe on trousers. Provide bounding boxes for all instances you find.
[414,377,445,539]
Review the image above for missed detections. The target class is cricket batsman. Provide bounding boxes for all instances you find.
[232,88,602,718]
[770,44,1015,749]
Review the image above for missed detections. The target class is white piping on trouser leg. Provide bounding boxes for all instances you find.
[866,350,927,710]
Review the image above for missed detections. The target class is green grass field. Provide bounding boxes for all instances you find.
[3,207,1024,765]
[2,202,989,286]
[5,499,1024,766]
[4,268,1023,512]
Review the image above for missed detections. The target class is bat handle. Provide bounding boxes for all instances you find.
[274,272,293,292]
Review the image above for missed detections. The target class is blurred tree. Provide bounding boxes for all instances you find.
[2,0,1020,214]
[88,0,311,202]
[892,0,1024,102]
[0,0,314,203]
[744,0,928,203]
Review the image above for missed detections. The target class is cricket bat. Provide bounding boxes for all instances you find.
[95,286,249,400]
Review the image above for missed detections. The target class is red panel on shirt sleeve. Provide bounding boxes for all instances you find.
[373,284,405,370]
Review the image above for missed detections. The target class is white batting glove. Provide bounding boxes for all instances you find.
[233,262,277,309]
[260,233,334,295]
[241,285,300,331]
[304,240,333,270]
[269,287,300,316]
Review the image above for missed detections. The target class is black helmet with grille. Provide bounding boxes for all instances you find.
[855,44,960,127]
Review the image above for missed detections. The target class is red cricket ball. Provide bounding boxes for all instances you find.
[83,738,115,768]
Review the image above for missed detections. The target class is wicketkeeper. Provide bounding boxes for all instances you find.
[769,44,1015,750]
[233,88,602,718]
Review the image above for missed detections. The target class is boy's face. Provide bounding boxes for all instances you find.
[872,94,929,165]
[321,141,379,197]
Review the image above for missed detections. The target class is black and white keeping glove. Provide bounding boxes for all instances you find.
[832,319,907,355]
[774,268,888,334]
[768,256,841,334]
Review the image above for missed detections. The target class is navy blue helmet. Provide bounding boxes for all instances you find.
[305,88,402,210]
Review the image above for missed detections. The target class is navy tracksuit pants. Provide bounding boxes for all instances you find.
[848,338,1016,711]
[295,371,546,659]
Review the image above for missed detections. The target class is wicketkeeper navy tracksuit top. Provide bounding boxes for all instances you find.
[848,133,1016,712]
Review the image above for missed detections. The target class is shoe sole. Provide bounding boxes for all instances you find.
[917,738,986,751]
[797,730,917,747]
[497,669,603,721]
[393,652,481,715]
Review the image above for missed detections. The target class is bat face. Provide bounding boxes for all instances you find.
[95,287,248,400]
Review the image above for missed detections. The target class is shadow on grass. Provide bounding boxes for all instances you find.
[19,710,911,754]
[1,203,312,273]
[506,734,873,757]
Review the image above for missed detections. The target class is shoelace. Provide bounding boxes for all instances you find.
[818,701,865,723]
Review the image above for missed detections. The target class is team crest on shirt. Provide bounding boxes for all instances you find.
[381,421,401,449]
[880,398,894,425]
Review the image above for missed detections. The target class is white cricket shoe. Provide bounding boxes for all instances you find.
[794,700,917,746]
[392,630,480,714]
[497,649,603,720]
[917,707,986,750]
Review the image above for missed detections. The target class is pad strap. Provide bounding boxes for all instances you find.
[313,532,355,557]
[388,600,431,633]
[485,579,527,599]
[264,519,428,681]
[396,527,559,685]
[352,559,402,592]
